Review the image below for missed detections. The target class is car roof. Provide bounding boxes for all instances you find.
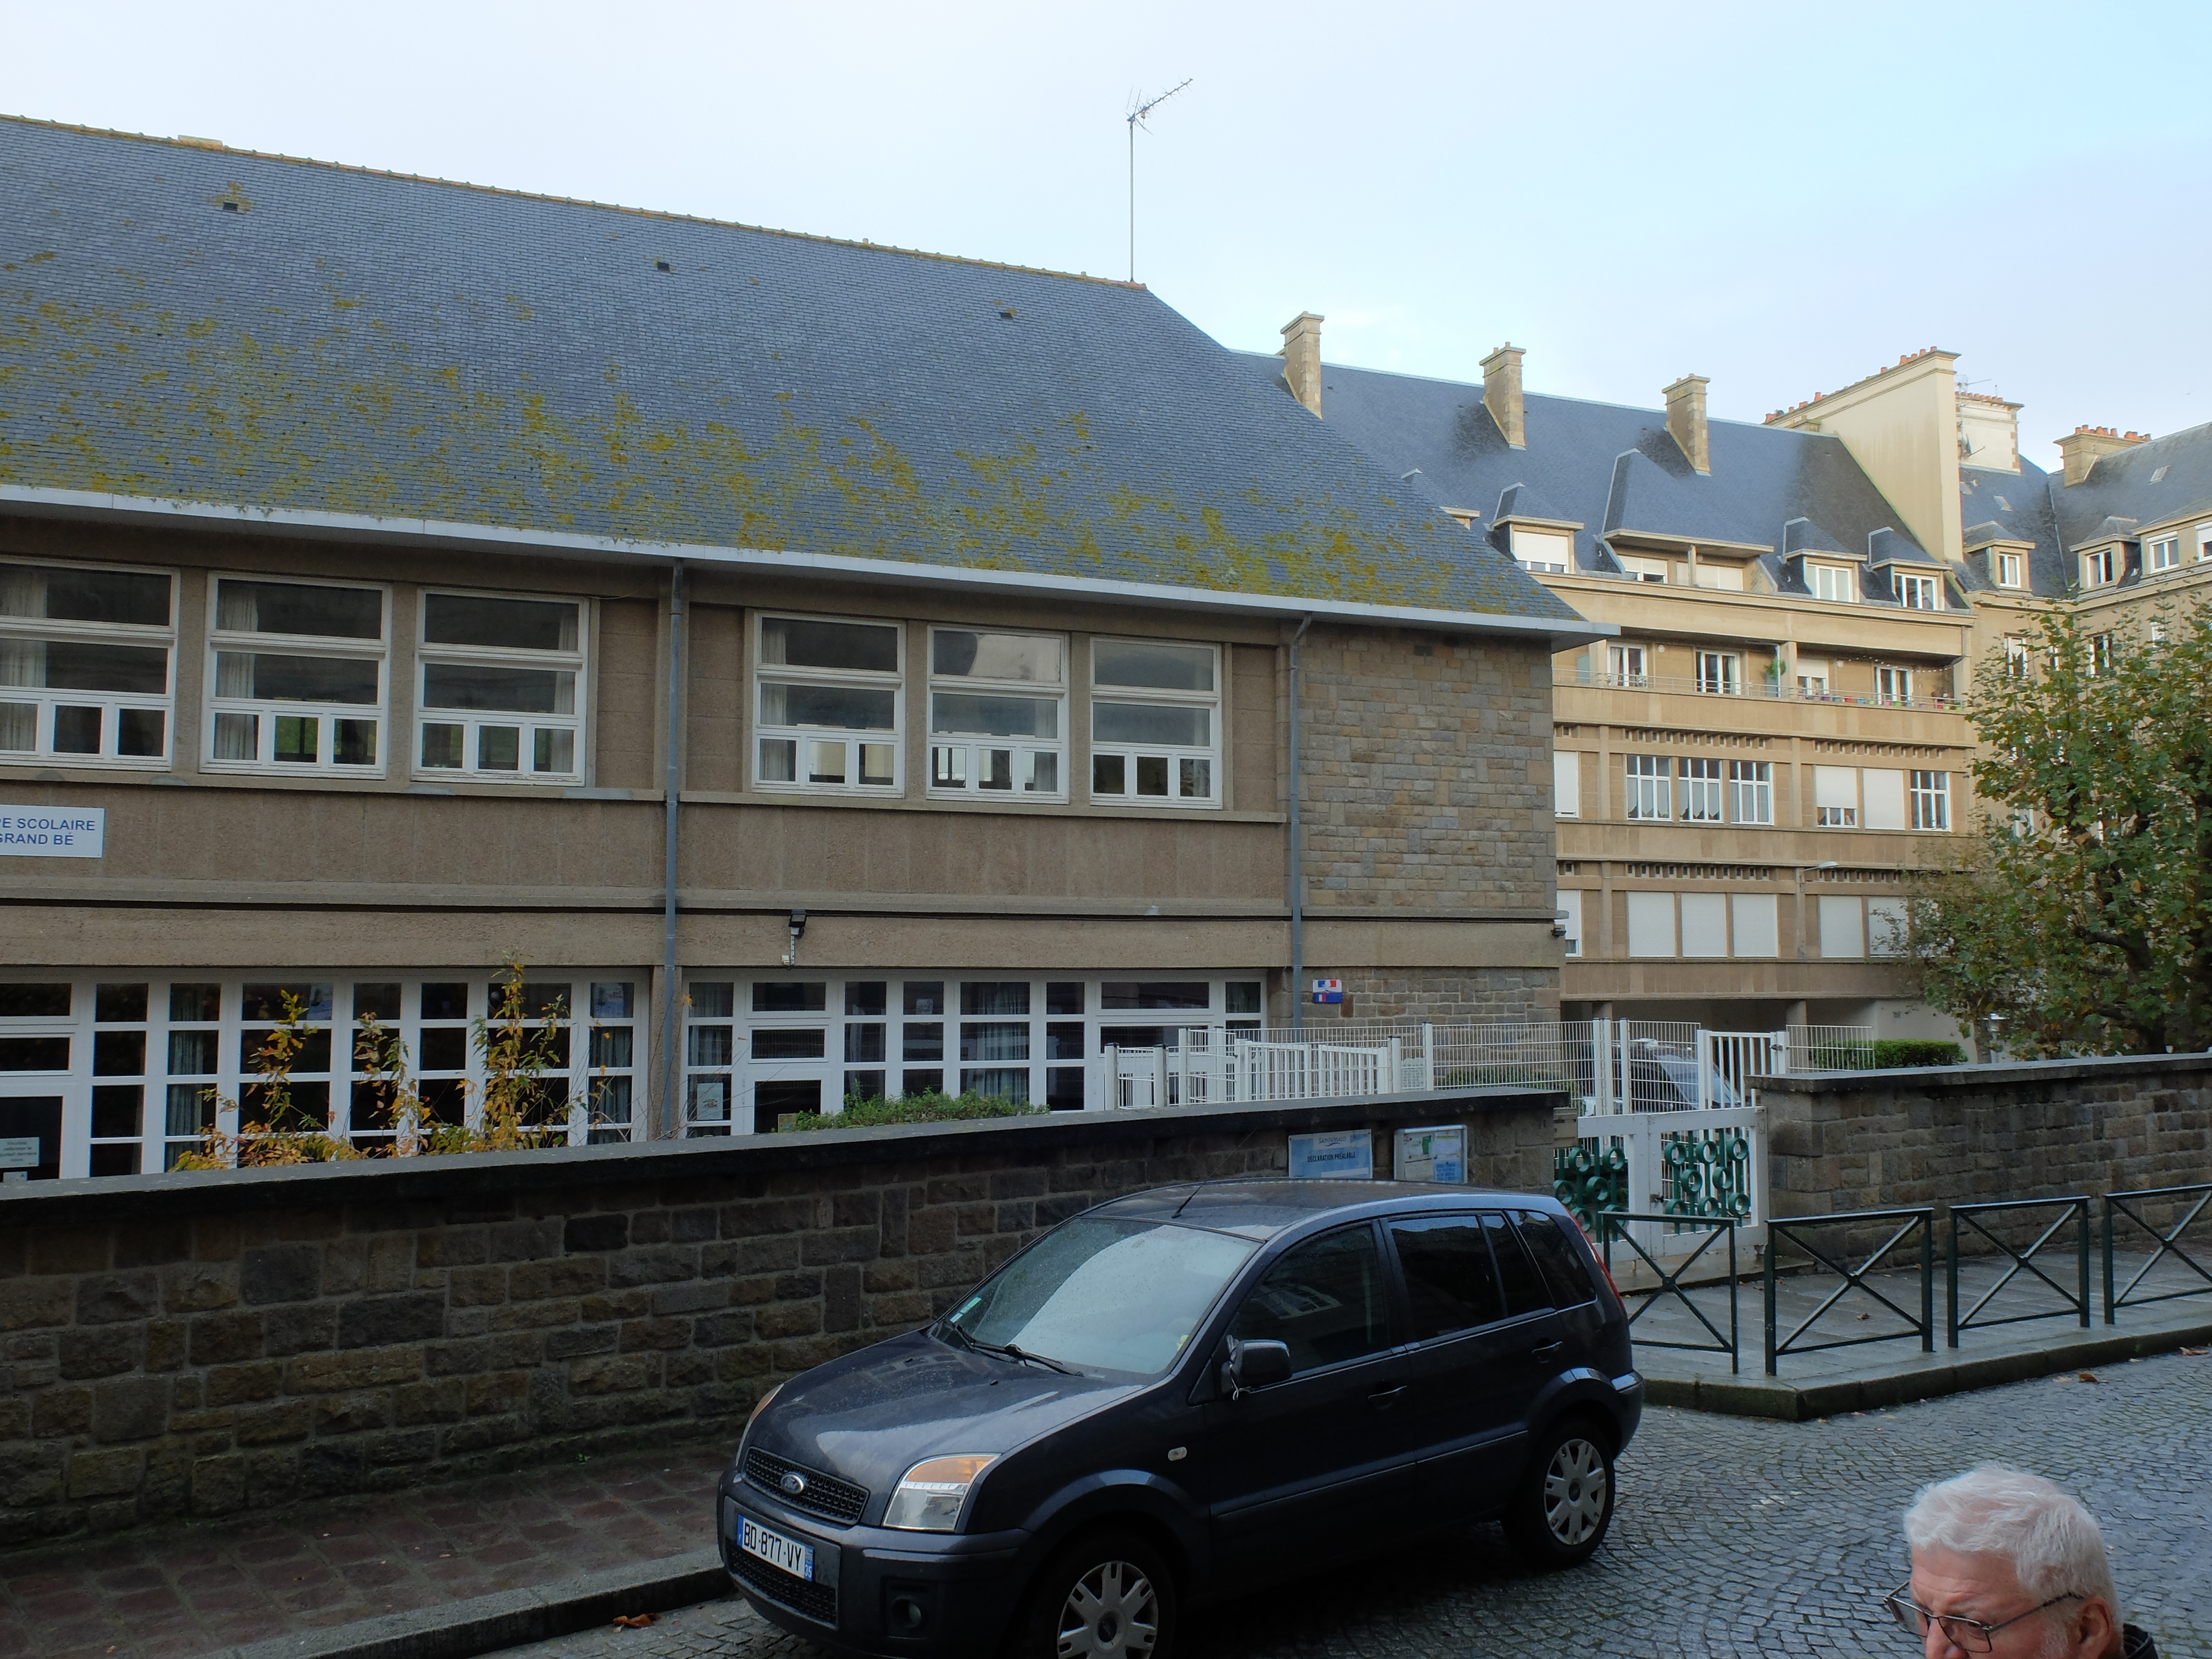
[1089,1180,1554,1242]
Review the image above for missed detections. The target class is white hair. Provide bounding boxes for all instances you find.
[1904,1465,2121,1637]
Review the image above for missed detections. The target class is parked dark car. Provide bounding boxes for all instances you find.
[717,1179,1642,1657]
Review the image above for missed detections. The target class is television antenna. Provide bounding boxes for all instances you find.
[1126,79,1192,284]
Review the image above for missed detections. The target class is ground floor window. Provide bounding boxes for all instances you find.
[679,973,1266,1134]
[0,970,641,1177]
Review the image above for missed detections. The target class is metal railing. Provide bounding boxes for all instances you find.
[2103,1183,2212,1322]
[1763,1207,1934,1375]
[1785,1024,1877,1073]
[1602,1214,1739,1374]
[1557,669,1963,713]
[1947,1197,2090,1347]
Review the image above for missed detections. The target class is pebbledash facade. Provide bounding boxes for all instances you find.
[0,118,1595,1177]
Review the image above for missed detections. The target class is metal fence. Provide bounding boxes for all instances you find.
[1785,1024,1877,1072]
[1947,1197,2090,1346]
[1763,1207,1935,1375]
[2103,1183,2212,1321]
[1556,667,1961,713]
[1601,1214,1740,1375]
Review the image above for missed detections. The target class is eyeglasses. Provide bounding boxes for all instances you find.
[1882,1585,2083,1652]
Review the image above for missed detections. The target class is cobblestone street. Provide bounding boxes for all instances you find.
[503,1349,2212,1659]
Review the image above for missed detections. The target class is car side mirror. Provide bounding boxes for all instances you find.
[1223,1337,1292,1399]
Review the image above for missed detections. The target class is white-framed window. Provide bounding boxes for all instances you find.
[2090,633,2116,677]
[2197,523,2212,564]
[1690,563,1744,591]
[1089,638,1220,807]
[1895,571,1942,610]
[1510,526,1573,573]
[1730,893,1778,958]
[1617,555,1669,584]
[1814,765,1859,828]
[1807,562,1856,602]
[1728,760,1773,824]
[1556,890,1583,958]
[2081,547,2116,587]
[1875,666,1914,705]
[208,576,387,773]
[1679,893,1727,957]
[1608,643,1650,687]
[1994,551,2023,588]
[415,591,586,781]
[1911,770,1950,831]
[1694,651,1741,695]
[2003,636,2029,679]
[1626,892,1674,958]
[927,628,1066,799]
[2147,535,2180,573]
[1681,757,1725,822]
[1818,895,1865,959]
[1863,768,1907,831]
[753,614,902,795]
[1624,754,1671,821]
[1794,659,1831,694]
[1553,751,1580,818]
[0,559,175,767]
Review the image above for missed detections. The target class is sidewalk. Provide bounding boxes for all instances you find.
[1627,1245,2212,1418]
[0,1438,731,1659]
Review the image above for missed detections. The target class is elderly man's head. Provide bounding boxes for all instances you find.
[1895,1466,2123,1659]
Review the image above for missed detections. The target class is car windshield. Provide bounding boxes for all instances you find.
[942,1217,1257,1376]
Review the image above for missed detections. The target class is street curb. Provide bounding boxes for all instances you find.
[209,1548,731,1659]
[1644,1318,2212,1420]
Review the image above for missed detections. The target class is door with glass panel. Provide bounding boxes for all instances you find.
[0,982,70,1181]
[744,981,837,1134]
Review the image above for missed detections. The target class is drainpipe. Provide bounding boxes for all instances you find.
[659,562,686,1138]
[1287,617,1314,1035]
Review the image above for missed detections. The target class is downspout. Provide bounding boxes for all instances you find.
[659,562,686,1138]
[1287,616,1314,1035]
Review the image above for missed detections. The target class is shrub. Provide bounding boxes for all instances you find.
[774,1089,1045,1133]
[1871,1039,1967,1069]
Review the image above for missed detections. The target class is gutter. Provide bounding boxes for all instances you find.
[1287,615,1313,1035]
[0,484,1611,651]
[660,564,685,1139]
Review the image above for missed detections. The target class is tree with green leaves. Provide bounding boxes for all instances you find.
[1903,599,2212,1057]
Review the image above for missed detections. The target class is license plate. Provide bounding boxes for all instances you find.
[738,1514,815,1583]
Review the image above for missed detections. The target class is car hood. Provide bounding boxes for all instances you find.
[750,1328,1144,1507]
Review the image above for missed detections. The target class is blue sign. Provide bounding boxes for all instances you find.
[1311,977,1343,1004]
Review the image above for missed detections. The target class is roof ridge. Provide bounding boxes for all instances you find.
[0,111,1145,292]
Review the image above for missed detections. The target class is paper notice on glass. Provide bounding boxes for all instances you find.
[1286,1128,1373,1180]
[1395,1124,1467,1183]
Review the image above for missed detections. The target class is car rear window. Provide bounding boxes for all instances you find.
[1388,1216,1506,1340]
[1515,1211,1599,1308]
[1481,1211,1551,1317]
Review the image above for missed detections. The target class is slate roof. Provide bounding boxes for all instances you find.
[1247,354,1943,607]
[0,117,1578,627]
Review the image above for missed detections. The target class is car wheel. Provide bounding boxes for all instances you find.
[1008,1528,1176,1659]
[1503,1420,1615,1569]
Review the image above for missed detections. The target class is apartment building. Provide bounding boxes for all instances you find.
[0,118,1596,1178]
[1257,323,1976,1036]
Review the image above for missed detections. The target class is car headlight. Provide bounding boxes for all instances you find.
[883,1454,995,1532]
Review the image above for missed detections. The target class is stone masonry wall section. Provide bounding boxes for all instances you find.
[0,1089,1556,1545]
[1760,1053,2212,1220]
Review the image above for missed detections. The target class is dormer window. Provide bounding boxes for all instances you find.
[1994,551,2023,588]
[1894,572,1942,611]
[1616,555,1669,584]
[1807,563,1856,603]
[2147,535,2180,574]
[1509,527,1573,574]
[2081,547,2116,588]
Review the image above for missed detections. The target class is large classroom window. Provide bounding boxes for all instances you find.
[1624,754,1671,821]
[1089,639,1220,806]
[679,974,1263,1132]
[927,628,1066,799]
[207,576,387,773]
[754,614,902,795]
[0,560,175,766]
[1728,760,1773,824]
[1680,758,1725,822]
[418,591,586,781]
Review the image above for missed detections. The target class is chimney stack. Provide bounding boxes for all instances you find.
[1663,374,1711,474]
[1279,312,1324,418]
[2053,425,2148,487]
[1480,344,1526,449]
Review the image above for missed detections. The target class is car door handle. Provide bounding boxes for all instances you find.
[1367,1385,1407,1408]
[1530,1342,1564,1359]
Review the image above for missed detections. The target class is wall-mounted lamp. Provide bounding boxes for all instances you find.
[780,909,808,968]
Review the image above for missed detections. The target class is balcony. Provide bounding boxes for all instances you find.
[1555,670,1963,714]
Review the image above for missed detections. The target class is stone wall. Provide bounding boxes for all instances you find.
[1271,968,1558,1027]
[1762,1053,2212,1219]
[0,1088,1557,1545]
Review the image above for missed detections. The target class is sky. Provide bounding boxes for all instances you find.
[4,1,2208,460]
